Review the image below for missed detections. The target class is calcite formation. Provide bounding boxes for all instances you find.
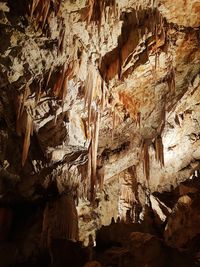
[0,0,200,266]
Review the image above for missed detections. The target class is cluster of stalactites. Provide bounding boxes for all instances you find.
[143,135,165,181]
[86,0,117,31]
[84,63,106,203]
[30,0,62,30]
[30,0,69,58]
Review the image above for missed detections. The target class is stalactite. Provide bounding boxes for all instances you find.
[32,0,50,29]
[16,84,30,135]
[150,11,165,70]
[88,108,101,202]
[46,64,54,90]
[155,50,159,70]
[55,0,62,16]
[62,64,74,104]
[58,19,66,56]
[160,99,166,134]
[167,67,176,94]
[136,112,141,128]
[93,110,101,190]
[52,62,74,103]
[87,141,92,199]
[15,84,34,166]
[84,64,97,126]
[82,118,89,140]
[84,63,105,202]
[135,5,139,25]
[86,0,116,31]
[35,80,42,105]
[59,29,66,56]
[119,92,141,125]
[129,165,138,198]
[99,1,105,30]
[159,11,165,39]
[97,166,105,191]
[86,0,95,25]
[112,105,116,139]
[155,135,164,167]
[42,0,50,29]
[143,141,150,180]
[53,63,66,97]
[22,111,33,166]
[61,73,68,104]
[30,0,62,30]
[30,0,40,21]
[101,80,106,111]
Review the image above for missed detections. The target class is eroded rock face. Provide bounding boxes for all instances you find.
[0,0,200,266]
[164,175,200,248]
[95,225,198,267]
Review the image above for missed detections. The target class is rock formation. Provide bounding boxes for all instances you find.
[0,0,199,266]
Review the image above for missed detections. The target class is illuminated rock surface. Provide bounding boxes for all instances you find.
[0,0,199,266]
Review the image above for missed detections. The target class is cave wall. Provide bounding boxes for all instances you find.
[0,0,200,264]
